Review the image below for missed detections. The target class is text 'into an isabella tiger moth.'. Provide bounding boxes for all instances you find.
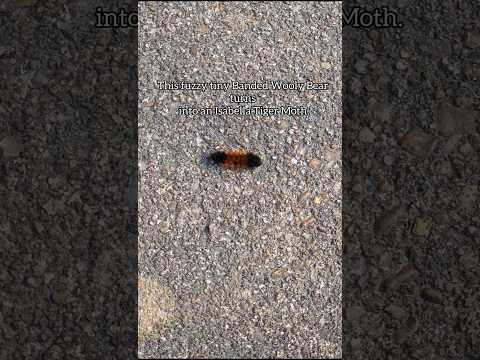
[208,151,262,170]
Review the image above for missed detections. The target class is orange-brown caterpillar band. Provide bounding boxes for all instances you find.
[208,151,262,169]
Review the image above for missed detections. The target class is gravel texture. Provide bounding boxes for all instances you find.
[138,2,342,358]
[343,1,480,359]
[1,1,137,358]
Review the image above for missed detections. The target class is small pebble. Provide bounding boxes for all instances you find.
[314,192,328,205]
[396,59,408,71]
[421,288,443,304]
[308,159,320,169]
[320,62,331,70]
[383,155,394,166]
[359,128,375,143]
[382,264,416,291]
[355,60,368,74]
[413,218,431,237]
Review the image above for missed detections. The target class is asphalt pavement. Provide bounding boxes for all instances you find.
[138,2,342,358]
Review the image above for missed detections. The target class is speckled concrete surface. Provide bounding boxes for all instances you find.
[138,2,342,358]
